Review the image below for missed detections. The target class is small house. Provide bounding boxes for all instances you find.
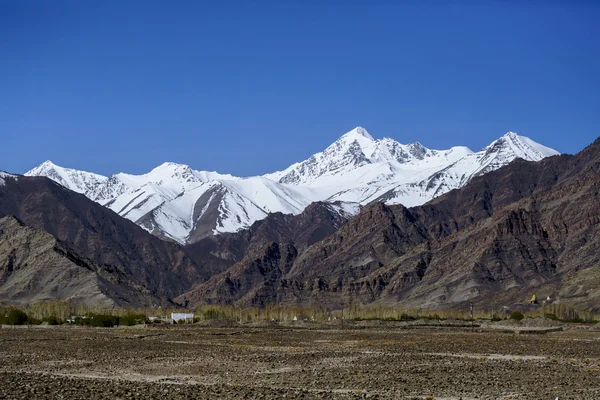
[171,313,194,324]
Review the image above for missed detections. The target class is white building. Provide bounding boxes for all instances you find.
[171,313,194,324]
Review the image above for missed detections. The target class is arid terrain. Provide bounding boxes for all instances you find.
[1,322,600,399]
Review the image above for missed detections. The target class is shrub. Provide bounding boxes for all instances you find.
[562,316,585,324]
[89,314,119,327]
[74,316,90,326]
[510,311,524,321]
[203,309,228,320]
[399,313,416,321]
[43,316,61,325]
[119,314,146,326]
[7,309,28,325]
[545,313,559,321]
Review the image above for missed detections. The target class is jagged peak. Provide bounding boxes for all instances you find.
[26,160,107,178]
[153,161,191,170]
[503,131,519,138]
[39,160,57,168]
[26,160,59,174]
[482,131,559,161]
[408,141,425,150]
[341,126,374,141]
[146,162,194,177]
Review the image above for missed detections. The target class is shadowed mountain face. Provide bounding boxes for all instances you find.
[185,201,353,264]
[181,202,353,306]
[0,175,221,305]
[182,138,600,311]
[0,175,352,306]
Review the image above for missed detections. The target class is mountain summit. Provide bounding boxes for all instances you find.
[26,127,558,244]
[345,126,374,140]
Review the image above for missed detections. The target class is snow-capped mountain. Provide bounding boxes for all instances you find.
[25,161,316,243]
[264,127,475,205]
[25,127,559,244]
[26,161,108,198]
[265,127,558,207]
[355,131,561,206]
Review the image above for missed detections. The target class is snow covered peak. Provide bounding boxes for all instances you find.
[26,160,59,175]
[148,162,195,180]
[508,132,559,158]
[268,127,465,187]
[38,160,57,169]
[332,127,377,161]
[264,128,380,186]
[155,161,190,170]
[23,127,559,244]
[25,161,108,196]
[483,131,559,162]
[343,126,374,141]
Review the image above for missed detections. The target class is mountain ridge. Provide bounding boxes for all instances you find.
[0,174,231,306]
[180,137,599,311]
[25,127,558,244]
[2,136,598,311]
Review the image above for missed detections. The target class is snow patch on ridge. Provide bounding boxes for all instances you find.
[0,171,17,187]
[327,201,362,218]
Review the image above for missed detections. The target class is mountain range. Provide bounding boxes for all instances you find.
[5,127,598,313]
[180,137,600,312]
[0,172,227,307]
[25,127,558,244]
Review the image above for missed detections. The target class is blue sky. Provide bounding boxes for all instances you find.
[2,1,599,176]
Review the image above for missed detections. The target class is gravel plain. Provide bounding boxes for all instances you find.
[1,322,599,399]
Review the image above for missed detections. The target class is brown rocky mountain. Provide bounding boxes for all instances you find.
[0,175,227,306]
[2,137,599,311]
[182,138,600,312]
[185,201,352,264]
[0,216,163,307]
[0,175,351,307]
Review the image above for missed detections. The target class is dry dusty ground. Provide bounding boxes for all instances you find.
[1,322,599,399]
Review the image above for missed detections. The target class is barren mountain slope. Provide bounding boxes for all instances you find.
[0,216,164,307]
[185,201,355,265]
[182,138,599,311]
[0,175,224,304]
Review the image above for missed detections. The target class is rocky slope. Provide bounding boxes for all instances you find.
[181,137,600,312]
[0,173,355,306]
[0,216,163,307]
[1,133,597,311]
[186,201,356,265]
[0,174,230,306]
[26,127,557,244]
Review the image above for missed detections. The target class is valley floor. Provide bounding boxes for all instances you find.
[0,323,599,399]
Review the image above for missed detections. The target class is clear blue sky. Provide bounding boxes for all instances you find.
[2,1,599,176]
